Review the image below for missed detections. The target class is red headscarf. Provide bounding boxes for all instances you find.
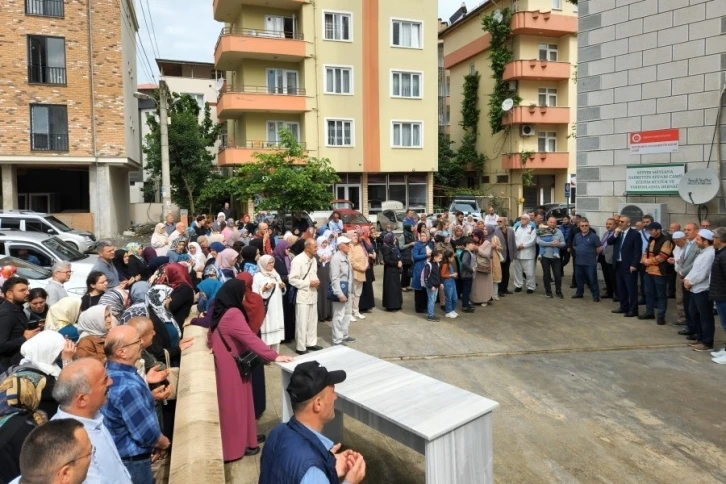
[236,272,266,334]
[163,263,192,289]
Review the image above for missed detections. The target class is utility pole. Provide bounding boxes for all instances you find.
[159,79,172,215]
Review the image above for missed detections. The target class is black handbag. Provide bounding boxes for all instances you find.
[217,329,263,378]
[327,280,349,302]
[263,285,276,311]
[288,260,313,304]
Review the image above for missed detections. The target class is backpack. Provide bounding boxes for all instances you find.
[420,261,432,287]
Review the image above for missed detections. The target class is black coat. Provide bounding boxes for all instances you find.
[709,247,726,301]
[608,228,642,269]
[381,245,403,310]
[0,300,28,371]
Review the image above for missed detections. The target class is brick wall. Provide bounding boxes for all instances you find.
[576,0,726,229]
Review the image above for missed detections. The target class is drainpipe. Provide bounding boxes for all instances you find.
[87,0,101,238]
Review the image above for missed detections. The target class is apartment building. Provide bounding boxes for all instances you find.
[213,0,438,215]
[438,20,451,138]
[0,0,140,237]
[440,0,578,214]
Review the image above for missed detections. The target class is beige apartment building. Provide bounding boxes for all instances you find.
[213,0,438,215]
[0,0,140,237]
[440,0,578,213]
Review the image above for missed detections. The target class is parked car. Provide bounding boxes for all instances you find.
[448,196,482,220]
[0,210,97,252]
[0,230,98,276]
[0,256,86,297]
[544,204,571,224]
[339,210,371,233]
[254,211,316,236]
[309,200,356,227]
[374,201,419,232]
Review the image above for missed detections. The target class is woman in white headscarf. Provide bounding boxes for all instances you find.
[188,241,207,273]
[44,297,82,342]
[151,222,170,256]
[252,254,285,351]
[316,233,334,322]
[212,212,226,232]
[75,304,113,363]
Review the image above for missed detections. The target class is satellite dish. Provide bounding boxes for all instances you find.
[501,98,514,112]
[215,77,225,93]
[678,168,720,205]
[493,9,503,23]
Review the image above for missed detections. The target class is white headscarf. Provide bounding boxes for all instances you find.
[317,234,334,265]
[77,304,110,339]
[20,331,66,377]
[257,255,277,277]
[188,241,206,271]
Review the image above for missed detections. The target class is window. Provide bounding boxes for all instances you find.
[539,43,558,61]
[26,0,64,17]
[481,176,491,183]
[392,20,422,48]
[392,121,423,148]
[470,64,476,74]
[538,132,557,152]
[496,175,509,183]
[266,69,300,95]
[445,106,450,125]
[391,71,422,98]
[324,11,352,41]
[27,36,66,85]
[189,93,204,108]
[30,104,68,151]
[267,121,300,144]
[326,119,354,146]
[324,66,353,95]
[552,0,562,9]
[538,88,557,107]
[0,219,21,230]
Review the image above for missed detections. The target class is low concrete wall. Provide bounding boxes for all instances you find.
[53,213,94,233]
[169,325,225,484]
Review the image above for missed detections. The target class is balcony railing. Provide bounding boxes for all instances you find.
[221,139,306,150]
[219,85,306,96]
[31,133,69,152]
[25,0,64,17]
[220,27,303,40]
[28,65,67,85]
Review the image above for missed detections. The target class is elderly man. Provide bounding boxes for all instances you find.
[330,236,357,346]
[45,261,72,306]
[51,358,132,483]
[167,222,187,246]
[513,214,537,294]
[668,231,688,326]
[163,213,175,236]
[9,419,92,484]
[259,361,366,484]
[572,217,601,301]
[250,222,275,256]
[91,240,123,288]
[348,232,368,321]
[289,239,322,356]
[700,219,712,230]
[102,326,171,483]
[598,218,617,300]
[684,230,716,351]
[496,217,516,295]
[609,216,641,317]
[536,216,565,298]
[676,223,702,337]
[639,222,674,325]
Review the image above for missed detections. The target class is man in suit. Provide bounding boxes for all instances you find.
[496,217,517,295]
[598,218,617,299]
[676,223,702,339]
[609,216,641,317]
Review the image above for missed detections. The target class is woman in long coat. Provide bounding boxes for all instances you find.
[471,228,493,306]
[209,279,292,462]
[399,224,416,291]
[358,226,376,313]
[272,240,296,342]
[381,233,403,311]
[251,255,285,351]
[411,232,432,313]
[236,272,268,420]
[316,233,334,321]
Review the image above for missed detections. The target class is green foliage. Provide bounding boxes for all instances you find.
[455,73,487,177]
[481,8,521,134]
[197,172,236,214]
[519,150,534,166]
[434,130,464,187]
[143,91,223,214]
[522,169,535,187]
[230,128,340,214]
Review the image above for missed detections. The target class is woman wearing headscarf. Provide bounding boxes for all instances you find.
[399,224,416,291]
[212,212,226,232]
[18,331,75,418]
[486,224,503,300]
[163,263,195,327]
[358,226,376,314]
[216,248,240,282]
[381,232,403,311]
[411,231,434,313]
[75,304,113,363]
[240,245,259,276]
[142,246,157,264]
[188,241,207,274]
[252,255,285,351]
[0,372,48,483]
[126,243,151,281]
[272,240,296,342]
[44,297,82,342]
[208,279,292,462]
[471,228,493,307]
[152,223,171,256]
[316,233,334,322]
[235,272,267,420]
[196,266,222,313]
[98,288,128,324]
[120,281,151,324]
[112,249,142,286]
[167,238,192,265]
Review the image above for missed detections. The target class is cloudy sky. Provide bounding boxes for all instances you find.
[136,0,476,83]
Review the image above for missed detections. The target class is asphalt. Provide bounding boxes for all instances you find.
[223,265,726,483]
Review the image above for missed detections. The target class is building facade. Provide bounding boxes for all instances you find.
[212,0,438,216]
[0,0,141,237]
[440,0,578,215]
[576,0,725,230]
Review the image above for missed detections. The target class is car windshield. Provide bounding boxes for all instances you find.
[44,216,73,232]
[342,214,369,225]
[0,256,51,280]
[451,202,478,213]
[42,237,87,261]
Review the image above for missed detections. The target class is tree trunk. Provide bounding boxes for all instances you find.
[182,177,195,214]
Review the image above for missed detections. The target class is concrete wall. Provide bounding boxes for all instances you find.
[130,202,181,225]
[576,0,726,231]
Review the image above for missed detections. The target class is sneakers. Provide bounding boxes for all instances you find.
[481,303,488,307]
[556,292,564,299]
[710,348,726,358]
[692,343,714,352]
[343,336,357,343]
[545,292,553,298]
[452,310,459,317]
[462,306,475,313]
[712,354,726,364]
[354,312,366,320]
[445,311,458,319]
[349,316,357,322]
[492,295,500,301]
[427,316,440,322]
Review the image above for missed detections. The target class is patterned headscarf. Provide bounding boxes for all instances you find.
[0,372,48,429]
[98,288,128,319]
[146,284,180,338]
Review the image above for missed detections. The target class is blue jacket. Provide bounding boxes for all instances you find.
[410,241,432,290]
[259,417,338,484]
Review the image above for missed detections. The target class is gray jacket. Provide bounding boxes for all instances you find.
[330,251,353,298]
[497,227,517,263]
[536,229,565,259]
[678,240,702,277]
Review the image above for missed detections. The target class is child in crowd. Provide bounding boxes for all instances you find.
[423,249,444,322]
[459,237,477,313]
[441,250,459,319]
[536,223,558,258]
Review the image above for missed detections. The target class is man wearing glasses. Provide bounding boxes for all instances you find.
[102,326,171,484]
[45,261,72,305]
[571,218,602,301]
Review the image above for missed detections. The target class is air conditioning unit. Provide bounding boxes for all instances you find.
[617,203,668,224]
[508,80,518,92]
[521,125,535,136]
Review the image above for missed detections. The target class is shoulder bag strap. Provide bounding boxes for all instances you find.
[303,260,313,280]
[263,284,276,308]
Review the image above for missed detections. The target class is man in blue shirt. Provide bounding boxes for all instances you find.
[572,217,602,301]
[259,361,366,484]
[102,326,171,484]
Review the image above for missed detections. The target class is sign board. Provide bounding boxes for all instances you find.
[626,163,685,195]
[565,183,571,198]
[629,129,679,154]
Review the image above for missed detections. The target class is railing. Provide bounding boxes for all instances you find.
[25,0,64,17]
[221,138,306,150]
[220,27,304,40]
[27,65,67,85]
[219,85,306,96]
[31,133,69,152]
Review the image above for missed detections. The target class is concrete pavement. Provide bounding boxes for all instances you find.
[228,265,726,483]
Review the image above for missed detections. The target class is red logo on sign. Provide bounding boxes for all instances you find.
[629,129,679,145]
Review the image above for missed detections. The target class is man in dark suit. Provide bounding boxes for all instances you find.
[609,216,642,316]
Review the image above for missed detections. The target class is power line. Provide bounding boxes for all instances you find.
[144,0,162,61]
[138,0,161,60]
[112,0,157,84]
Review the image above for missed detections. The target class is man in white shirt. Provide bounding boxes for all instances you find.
[668,231,687,326]
[45,261,71,305]
[484,206,498,226]
[51,358,133,483]
[513,214,537,293]
[289,239,321,355]
[684,230,716,351]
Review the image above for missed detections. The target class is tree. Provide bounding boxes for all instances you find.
[230,128,340,214]
[197,172,236,214]
[143,91,223,214]
[434,130,464,188]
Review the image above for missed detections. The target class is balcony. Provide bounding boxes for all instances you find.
[217,86,307,118]
[218,139,306,166]
[503,60,571,81]
[510,10,578,37]
[502,106,570,125]
[501,152,569,170]
[213,0,307,22]
[215,28,306,70]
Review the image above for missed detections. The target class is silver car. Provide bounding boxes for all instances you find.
[0,256,87,297]
[0,230,98,277]
[0,211,97,252]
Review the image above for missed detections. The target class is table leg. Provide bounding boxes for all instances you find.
[424,413,493,484]
[280,371,292,423]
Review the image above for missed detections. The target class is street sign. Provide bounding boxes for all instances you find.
[628,129,679,154]
[565,183,571,198]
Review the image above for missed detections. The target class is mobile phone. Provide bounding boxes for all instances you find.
[27,320,41,330]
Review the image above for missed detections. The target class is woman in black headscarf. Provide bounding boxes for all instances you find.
[240,245,259,276]
[400,224,416,291]
[112,249,149,284]
[381,233,403,311]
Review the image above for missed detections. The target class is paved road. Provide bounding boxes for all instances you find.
[228,265,726,484]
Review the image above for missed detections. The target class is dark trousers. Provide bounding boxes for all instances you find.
[644,273,667,319]
[500,258,511,291]
[684,288,695,333]
[561,250,571,277]
[689,290,715,345]
[639,267,646,298]
[541,257,562,294]
[571,252,578,286]
[461,278,473,308]
[414,289,427,313]
[615,263,639,313]
[401,263,412,288]
[575,264,599,298]
[666,269,677,298]
[599,258,616,297]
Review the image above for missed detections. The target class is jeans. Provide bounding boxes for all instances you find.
[444,279,458,313]
[644,273,667,319]
[575,264,599,298]
[461,278,473,308]
[716,301,726,334]
[427,287,439,318]
[689,291,714,345]
[541,257,562,294]
[123,458,153,484]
